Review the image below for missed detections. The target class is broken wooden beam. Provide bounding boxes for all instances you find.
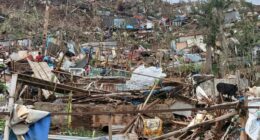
[17,74,103,95]
[152,111,238,140]
[171,120,189,126]
[53,70,127,83]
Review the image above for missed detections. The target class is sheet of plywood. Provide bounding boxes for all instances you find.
[28,60,59,99]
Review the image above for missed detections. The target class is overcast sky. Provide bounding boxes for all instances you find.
[163,0,260,5]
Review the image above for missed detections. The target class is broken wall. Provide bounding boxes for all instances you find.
[34,102,174,129]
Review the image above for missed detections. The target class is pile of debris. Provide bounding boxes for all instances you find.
[0,47,258,139]
[0,0,260,140]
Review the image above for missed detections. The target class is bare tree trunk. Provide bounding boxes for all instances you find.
[217,9,228,78]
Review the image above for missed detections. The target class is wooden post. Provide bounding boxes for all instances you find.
[38,88,41,101]
[240,95,248,140]
[108,113,112,140]
[67,73,73,128]
[236,70,240,91]
[3,74,18,140]
[67,92,72,129]
[56,53,65,71]
[235,70,248,139]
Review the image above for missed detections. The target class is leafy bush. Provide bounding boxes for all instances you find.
[0,83,7,94]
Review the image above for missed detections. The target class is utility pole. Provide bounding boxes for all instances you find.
[42,0,50,55]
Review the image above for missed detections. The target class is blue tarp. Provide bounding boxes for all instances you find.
[9,114,51,140]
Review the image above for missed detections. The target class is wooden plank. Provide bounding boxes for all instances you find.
[39,62,59,83]
[109,115,112,140]
[17,74,102,95]
[28,60,60,99]
[3,74,18,140]
[28,61,59,83]
[52,70,127,83]
[28,60,52,98]
[31,61,49,80]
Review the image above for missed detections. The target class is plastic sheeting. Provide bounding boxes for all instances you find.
[125,65,166,90]
[8,104,51,140]
[10,115,51,140]
[245,100,260,140]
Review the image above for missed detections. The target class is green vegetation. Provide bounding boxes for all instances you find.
[60,128,105,138]
[0,82,7,94]
[0,119,5,133]
[176,63,202,75]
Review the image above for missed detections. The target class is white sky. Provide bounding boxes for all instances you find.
[163,0,260,5]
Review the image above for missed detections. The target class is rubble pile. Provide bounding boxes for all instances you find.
[0,0,260,140]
